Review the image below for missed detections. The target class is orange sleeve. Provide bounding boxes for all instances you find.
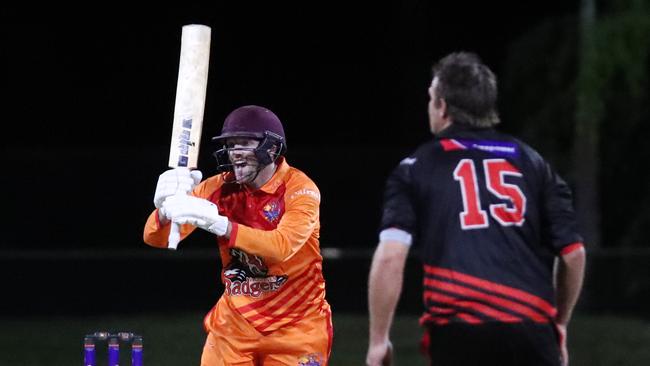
[228,176,320,263]
[142,176,222,248]
[142,209,170,248]
[142,209,198,248]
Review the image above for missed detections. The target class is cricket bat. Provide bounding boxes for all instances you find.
[167,24,211,250]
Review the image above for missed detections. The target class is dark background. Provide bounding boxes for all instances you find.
[3,2,649,318]
[3,1,579,250]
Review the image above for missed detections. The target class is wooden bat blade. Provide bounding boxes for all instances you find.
[168,24,211,250]
[168,24,211,169]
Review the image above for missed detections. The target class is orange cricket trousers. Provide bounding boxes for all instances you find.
[200,300,333,366]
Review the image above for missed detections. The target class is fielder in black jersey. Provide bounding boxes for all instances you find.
[366,52,586,366]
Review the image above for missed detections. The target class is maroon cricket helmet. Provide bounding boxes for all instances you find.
[211,105,287,169]
[212,105,286,147]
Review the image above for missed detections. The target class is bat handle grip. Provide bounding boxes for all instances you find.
[167,190,185,250]
[168,223,181,250]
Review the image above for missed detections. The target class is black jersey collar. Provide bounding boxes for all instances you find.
[434,123,492,139]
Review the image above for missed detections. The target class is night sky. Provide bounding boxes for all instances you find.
[2,2,580,251]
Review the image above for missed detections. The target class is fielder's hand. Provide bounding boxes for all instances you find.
[153,168,203,208]
[366,341,393,366]
[555,323,569,366]
[161,195,229,236]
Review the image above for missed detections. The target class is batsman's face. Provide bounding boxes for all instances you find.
[226,138,260,183]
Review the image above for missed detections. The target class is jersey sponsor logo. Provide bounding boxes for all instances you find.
[441,139,519,157]
[262,200,281,223]
[224,273,287,297]
[224,249,288,297]
[297,353,323,366]
[288,188,320,201]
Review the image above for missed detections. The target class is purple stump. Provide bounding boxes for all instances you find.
[83,336,96,366]
[131,336,143,366]
[108,337,120,366]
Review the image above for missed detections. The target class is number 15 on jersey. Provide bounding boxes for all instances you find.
[453,158,526,230]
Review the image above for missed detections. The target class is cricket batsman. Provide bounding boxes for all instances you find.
[144,105,333,365]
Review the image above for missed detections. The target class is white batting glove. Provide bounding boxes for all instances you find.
[161,195,229,236]
[153,168,203,208]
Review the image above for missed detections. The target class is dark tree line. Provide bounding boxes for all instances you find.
[500,0,650,248]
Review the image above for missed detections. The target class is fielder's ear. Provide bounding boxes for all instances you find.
[438,97,448,119]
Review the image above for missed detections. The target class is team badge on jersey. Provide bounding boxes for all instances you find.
[262,200,281,223]
[297,353,323,366]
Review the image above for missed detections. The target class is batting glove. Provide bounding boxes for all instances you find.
[161,195,229,236]
[153,168,203,208]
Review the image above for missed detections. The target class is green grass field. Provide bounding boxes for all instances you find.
[0,312,648,365]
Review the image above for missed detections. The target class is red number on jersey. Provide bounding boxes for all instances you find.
[453,159,526,229]
[453,159,489,229]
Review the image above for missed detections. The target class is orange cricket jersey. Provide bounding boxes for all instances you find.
[143,158,330,335]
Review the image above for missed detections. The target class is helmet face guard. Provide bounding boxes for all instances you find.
[211,105,287,182]
[212,131,285,179]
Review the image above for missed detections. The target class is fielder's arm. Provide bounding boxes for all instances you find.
[555,245,586,325]
[367,240,409,366]
[554,244,586,366]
